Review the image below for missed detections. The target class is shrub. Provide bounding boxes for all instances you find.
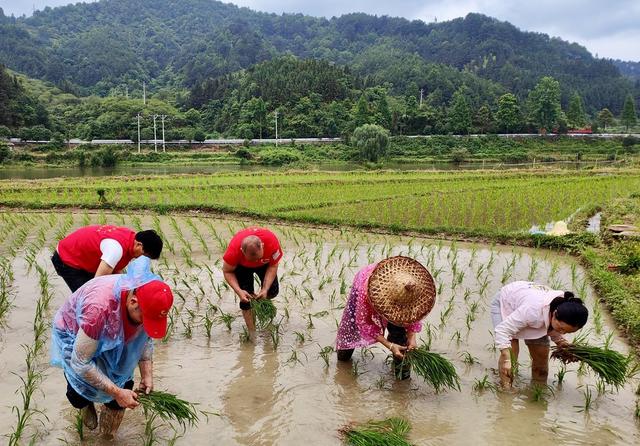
[352,124,389,162]
[259,148,301,165]
[0,144,10,163]
[235,148,253,160]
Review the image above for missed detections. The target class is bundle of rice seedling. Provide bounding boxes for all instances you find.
[136,390,199,428]
[339,417,412,446]
[251,298,277,328]
[551,343,630,388]
[400,345,460,392]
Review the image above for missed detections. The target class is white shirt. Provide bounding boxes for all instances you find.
[99,238,123,269]
[494,281,564,349]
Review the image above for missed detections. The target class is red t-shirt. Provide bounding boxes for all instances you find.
[223,227,282,268]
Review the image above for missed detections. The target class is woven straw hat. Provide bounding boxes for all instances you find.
[367,256,436,326]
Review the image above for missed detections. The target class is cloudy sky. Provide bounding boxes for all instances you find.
[1,0,638,60]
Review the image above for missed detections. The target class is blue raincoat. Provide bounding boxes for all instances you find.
[51,257,160,403]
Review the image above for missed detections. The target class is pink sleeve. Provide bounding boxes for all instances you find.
[355,282,384,344]
[406,320,423,333]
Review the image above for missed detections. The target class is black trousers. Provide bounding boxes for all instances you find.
[65,377,134,411]
[337,323,411,379]
[235,264,279,310]
[52,251,94,292]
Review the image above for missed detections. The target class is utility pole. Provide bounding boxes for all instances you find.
[153,115,158,153]
[160,115,167,152]
[274,110,278,147]
[419,88,424,108]
[143,82,147,105]
[137,113,141,154]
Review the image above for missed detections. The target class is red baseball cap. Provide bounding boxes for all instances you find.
[136,280,174,338]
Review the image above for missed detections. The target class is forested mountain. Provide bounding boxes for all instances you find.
[0,64,49,130]
[0,0,636,115]
[613,60,640,82]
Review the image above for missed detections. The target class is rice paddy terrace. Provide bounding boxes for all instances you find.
[1,169,639,444]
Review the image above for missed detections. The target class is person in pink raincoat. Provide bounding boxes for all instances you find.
[336,256,436,379]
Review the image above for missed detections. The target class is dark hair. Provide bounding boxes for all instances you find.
[135,230,163,259]
[549,291,588,328]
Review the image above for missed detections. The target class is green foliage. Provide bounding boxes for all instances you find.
[0,65,49,129]
[567,93,587,128]
[259,148,301,165]
[18,125,51,141]
[495,93,521,133]
[352,124,389,162]
[447,88,472,134]
[621,94,638,131]
[597,108,615,130]
[527,76,562,132]
[0,143,9,163]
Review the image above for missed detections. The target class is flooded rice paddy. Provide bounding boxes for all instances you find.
[0,211,638,445]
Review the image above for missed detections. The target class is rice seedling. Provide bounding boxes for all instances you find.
[551,341,630,388]
[527,258,539,281]
[360,347,375,361]
[268,321,282,349]
[472,375,497,393]
[218,311,236,331]
[287,349,308,366]
[450,330,462,346]
[530,384,554,403]
[459,351,478,365]
[351,360,366,377]
[202,313,214,339]
[575,385,594,412]
[74,409,84,441]
[294,331,306,343]
[251,298,277,329]
[137,390,199,429]
[399,345,460,392]
[239,326,252,344]
[555,365,567,385]
[318,345,335,368]
[339,417,412,446]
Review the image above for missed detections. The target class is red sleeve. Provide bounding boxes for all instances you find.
[265,232,283,265]
[222,236,241,266]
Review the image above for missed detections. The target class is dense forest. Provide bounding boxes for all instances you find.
[0,0,638,140]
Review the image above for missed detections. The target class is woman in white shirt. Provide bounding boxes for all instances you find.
[491,281,589,388]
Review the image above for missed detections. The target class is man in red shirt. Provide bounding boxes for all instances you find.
[222,227,282,330]
[52,225,163,292]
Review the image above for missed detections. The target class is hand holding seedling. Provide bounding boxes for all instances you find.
[499,349,513,388]
[255,289,268,300]
[115,388,140,409]
[389,342,407,360]
[237,290,252,303]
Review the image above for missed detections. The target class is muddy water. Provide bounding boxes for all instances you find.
[0,211,638,445]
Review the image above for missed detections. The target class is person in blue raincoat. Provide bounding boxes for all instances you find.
[51,256,173,437]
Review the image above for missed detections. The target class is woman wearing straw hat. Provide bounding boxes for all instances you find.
[336,256,436,379]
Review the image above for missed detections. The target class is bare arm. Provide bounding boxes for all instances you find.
[71,329,139,408]
[222,261,251,302]
[256,263,278,299]
[94,260,115,277]
[375,334,407,359]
